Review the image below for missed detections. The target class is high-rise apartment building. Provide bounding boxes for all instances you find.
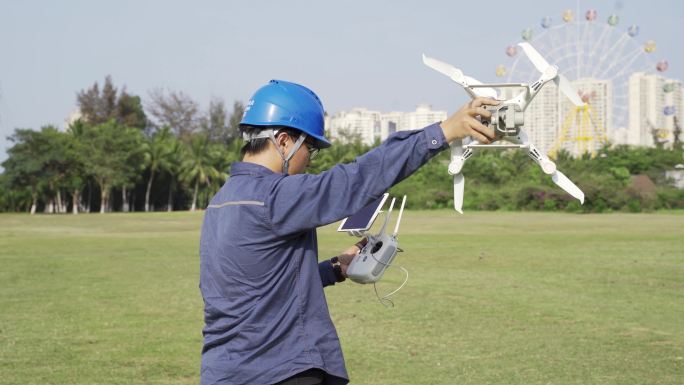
[325,108,381,144]
[326,105,446,145]
[400,104,447,132]
[627,72,683,147]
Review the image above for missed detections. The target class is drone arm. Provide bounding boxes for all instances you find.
[463,87,479,99]
[508,131,556,174]
[510,131,585,204]
[518,67,557,111]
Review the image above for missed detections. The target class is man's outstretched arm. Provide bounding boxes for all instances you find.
[267,98,499,237]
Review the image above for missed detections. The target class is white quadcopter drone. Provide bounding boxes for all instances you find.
[423,42,586,213]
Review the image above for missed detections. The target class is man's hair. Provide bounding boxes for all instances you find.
[240,126,301,156]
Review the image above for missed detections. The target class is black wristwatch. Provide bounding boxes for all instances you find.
[330,256,345,282]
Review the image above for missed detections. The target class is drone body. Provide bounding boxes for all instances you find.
[423,42,586,213]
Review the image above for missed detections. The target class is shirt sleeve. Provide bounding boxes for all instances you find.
[318,260,338,287]
[266,123,449,236]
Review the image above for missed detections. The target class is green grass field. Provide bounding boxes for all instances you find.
[1,211,683,384]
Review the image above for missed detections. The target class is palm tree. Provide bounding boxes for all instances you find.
[65,121,88,214]
[142,126,175,212]
[200,141,235,207]
[180,134,226,211]
[165,137,182,212]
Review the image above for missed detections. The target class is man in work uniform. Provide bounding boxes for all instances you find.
[200,79,497,385]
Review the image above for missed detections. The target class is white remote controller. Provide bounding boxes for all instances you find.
[347,196,406,284]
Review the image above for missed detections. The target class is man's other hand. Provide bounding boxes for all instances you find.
[338,238,368,278]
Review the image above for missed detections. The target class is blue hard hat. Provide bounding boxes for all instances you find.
[240,79,331,148]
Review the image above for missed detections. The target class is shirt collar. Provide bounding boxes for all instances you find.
[229,161,278,176]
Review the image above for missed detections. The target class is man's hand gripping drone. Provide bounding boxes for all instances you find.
[423,42,586,213]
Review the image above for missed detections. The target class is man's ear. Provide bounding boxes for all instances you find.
[275,131,290,149]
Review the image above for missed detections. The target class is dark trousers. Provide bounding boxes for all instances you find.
[274,369,325,385]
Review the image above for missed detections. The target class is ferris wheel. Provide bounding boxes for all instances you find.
[496,8,673,156]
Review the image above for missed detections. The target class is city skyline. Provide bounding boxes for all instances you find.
[1,0,683,162]
[326,104,448,145]
[327,69,684,156]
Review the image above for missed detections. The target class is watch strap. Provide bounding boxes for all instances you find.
[330,256,345,282]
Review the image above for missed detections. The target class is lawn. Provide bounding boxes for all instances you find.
[0,211,682,384]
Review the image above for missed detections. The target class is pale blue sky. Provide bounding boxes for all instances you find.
[1,0,682,162]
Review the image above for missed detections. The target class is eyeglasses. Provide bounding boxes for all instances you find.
[303,141,319,160]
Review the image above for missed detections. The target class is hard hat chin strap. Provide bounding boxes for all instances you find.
[275,132,306,174]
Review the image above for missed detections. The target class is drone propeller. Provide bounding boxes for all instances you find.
[517,42,551,71]
[534,154,585,204]
[552,170,585,204]
[453,173,465,214]
[517,42,585,107]
[422,54,497,99]
[422,55,467,83]
[555,75,585,107]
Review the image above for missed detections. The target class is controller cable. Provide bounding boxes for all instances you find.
[370,248,409,308]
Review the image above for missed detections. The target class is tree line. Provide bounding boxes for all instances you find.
[0,77,243,214]
[1,76,683,214]
[388,143,684,212]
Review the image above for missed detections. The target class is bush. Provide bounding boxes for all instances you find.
[656,187,684,209]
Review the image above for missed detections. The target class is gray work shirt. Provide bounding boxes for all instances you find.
[199,123,448,385]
